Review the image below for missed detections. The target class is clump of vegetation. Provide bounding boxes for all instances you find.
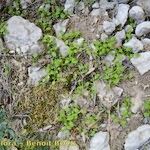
[111,97,132,127]
[143,100,150,117]
[36,0,68,33]
[102,61,125,86]
[93,37,116,57]
[15,83,67,132]
[0,21,7,37]
[6,0,22,16]
[58,105,81,131]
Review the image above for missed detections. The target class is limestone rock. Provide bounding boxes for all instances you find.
[92,2,100,9]
[137,0,150,16]
[115,4,130,27]
[123,37,143,53]
[129,6,145,23]
[131,51,150,75]
[103,21,116,35]
[4,16,43,55]
[142,38,150,50]
[124,125,150,150]
[115,30,126,46]
[135,21,150,37]
[89,131,110,150]
[64,0,76,15]
[27,66,47,85]
[95,80,123,108]
[55,38,69,57]
[53,19,69,37]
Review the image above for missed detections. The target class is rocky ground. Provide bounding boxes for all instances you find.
[0,0,150,150]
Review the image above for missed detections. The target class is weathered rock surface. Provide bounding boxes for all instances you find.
[130,86,145,113]
[95,80,123,108]
[115,30,126,46]
[20,0,31,9]
[123,36,143,53]
[27,66,47,85]
[4,16,43,55]
[101,33,108,41]
[104,52,115,65]
[115,4,130,27]
[90,9,102,16]
[99,0,115,10]
[129,6,145,23]
[137,0,150,16]
[89,131,110,150]
[124,125,150,150]
[103,21,116,35]
[92,2,100,9]
[142,38,150,50]
[131,51,150,75]
[53,19,69,37]
[57,130,70,139]
[55,38,69,57]
[64,0,76,15]
[0,38,4,52]
[117,0,129,3]
[135,21,150,37]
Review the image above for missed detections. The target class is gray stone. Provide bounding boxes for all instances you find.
[123,36,143,53]
[129,6,145,24]
[137,0,150,16]
[103,21,116,35]
[92,2,100,9]
[53,19,69,37]
[89,131,110,150]
[101,33,108,42]
[115,30,126,46]
[55,38,69,57]
[27,66,47,85]
[74,38,84,46]
[77,1,85,11]
[0,38,4,52]
[130,86,145,113]
[90,9,102,16]
[135,21,150,37]
[4,16,43,55]
[125,25,133,33]
[57,130,70,139]
[64,0,76,15]
[99,0,116,10]
[20,0,31,9]
[115,4,130,27]
[124,125,150,150]
[142,38,150,50]
[131,51,150,75]
[117,0,129,3]
[104,52,115,65]
[94,80,123,108]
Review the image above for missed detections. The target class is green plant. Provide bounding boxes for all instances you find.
[0,108,15,139]
[36,0,68,33]
[7,0,22,16]
[61,31,81,42]
[3,64,11,76]
[93,37,116,58]
[111,97,132,127]
[0,21,7,37]
[58,105,81,131]
[102,60,125,86]
[143,100,150,117]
